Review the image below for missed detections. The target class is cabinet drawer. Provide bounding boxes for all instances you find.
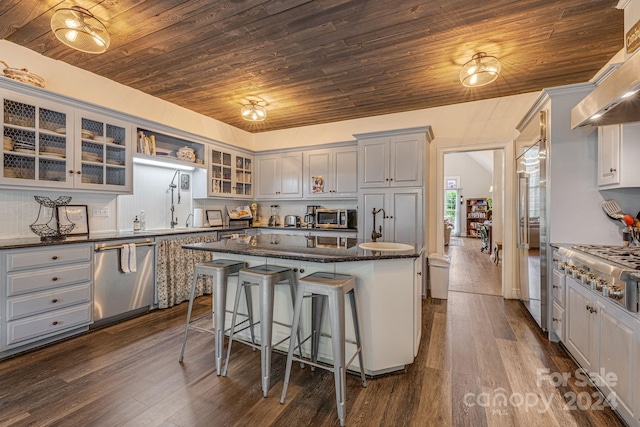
[6,263,92,297]
[552,301,565,342]
[552,269,566,306]
[6,245,91,272]
[5,302,92,347]
[6,283,91,321]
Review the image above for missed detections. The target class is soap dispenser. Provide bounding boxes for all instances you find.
[133,216,141,232]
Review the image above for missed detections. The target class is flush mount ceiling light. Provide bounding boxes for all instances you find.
[240,100,267,122]
[51,6,110,54]
[459,52,501,88]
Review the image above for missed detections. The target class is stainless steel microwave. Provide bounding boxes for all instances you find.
[315,209,357,229]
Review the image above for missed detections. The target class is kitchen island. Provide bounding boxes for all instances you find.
[183,234,425,375]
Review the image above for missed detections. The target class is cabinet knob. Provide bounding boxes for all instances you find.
[52,321,59,326]
[52,277,58,281]
[389,216,394,219]
[293,268,298,272]
[610,168,617,173]
[52,256,58,260]
[552,285,559,289]
[68,170,75,174]
[385,178,389,181]
[52,298,59,303]
[389,178,393,181]
[586,304,591,311]
[417,272,422,276]
[76,171,81,175]
[300,268,305,273]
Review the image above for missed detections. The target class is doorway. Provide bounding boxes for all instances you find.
[443,150,502,296]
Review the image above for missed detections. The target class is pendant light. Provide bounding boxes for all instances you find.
[51,7,110,54]
[459,52,501,87]
[240,100,267,122]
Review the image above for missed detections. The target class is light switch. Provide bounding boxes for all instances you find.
[92,207,109,217]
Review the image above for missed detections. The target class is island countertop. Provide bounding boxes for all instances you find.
[183,234,424,263]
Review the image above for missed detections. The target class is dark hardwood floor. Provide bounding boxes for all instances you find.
[0,243,625,426]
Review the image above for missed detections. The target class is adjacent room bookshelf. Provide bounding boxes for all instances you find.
[466,198,488,237]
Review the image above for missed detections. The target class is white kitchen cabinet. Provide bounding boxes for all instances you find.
[597,300,638,425]
[413,254,424,357]
[598,123,640,189]
[565,277,597,371]
[1,244,93,353]
[303,145,357,198]
[255,151,303,199]
[357,130,428,188]
[0,89,133,193]
[206,146,253,198]
[551,267,566,342]
[1,91,74,188]
[564,276,640,427]
[75,112,133,193]
[359,188,423,247]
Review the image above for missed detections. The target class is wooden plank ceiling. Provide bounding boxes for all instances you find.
[0,0,624,133]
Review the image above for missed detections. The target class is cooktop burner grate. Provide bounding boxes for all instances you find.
[571,244,640,270]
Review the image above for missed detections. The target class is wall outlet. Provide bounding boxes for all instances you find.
[93,207,109,217]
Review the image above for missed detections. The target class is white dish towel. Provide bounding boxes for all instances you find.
[120,243,137,274]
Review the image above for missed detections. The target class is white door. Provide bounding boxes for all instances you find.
[597,301,636,425]
[598,125,620,187]
[279,152,303,198]
[389,134,422,187]
[333,147,358,196]
[390,190,422,247]
[359,138,388,188]
[565,280,596,371]
[256,155,280,197]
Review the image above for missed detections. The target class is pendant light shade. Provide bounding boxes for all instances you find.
[51,7,110,54]
[459,52,501,87]
[241,101,267,122]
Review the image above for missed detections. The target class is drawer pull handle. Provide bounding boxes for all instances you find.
[52,256,59,260]
[52,277,58,281]
[52,299,59,303]
[417,272,422,276]
[52,321,59,326]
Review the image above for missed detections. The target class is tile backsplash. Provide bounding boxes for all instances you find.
[0,164,358,239]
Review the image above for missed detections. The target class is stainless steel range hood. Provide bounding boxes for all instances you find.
[571,50,640,129]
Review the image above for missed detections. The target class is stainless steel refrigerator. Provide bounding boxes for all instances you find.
[516,110,547,331]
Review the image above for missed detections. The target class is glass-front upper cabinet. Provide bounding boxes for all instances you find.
[75,112,132,193]
[209,146,253,198]
[0,90,133,193]
[1,94,74,188]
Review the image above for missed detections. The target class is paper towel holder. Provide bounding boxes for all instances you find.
[193,208,204,228]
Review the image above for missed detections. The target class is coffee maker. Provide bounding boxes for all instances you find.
[268,205,280,227]
[304,205,321,228]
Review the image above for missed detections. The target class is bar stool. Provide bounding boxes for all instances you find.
[223,264,301,397]
[280,271,367,427]
[178,259,253,376]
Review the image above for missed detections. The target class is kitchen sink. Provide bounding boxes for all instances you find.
[358,242,414,251]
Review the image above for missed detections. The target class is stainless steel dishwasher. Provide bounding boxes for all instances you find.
[93,238,156,327]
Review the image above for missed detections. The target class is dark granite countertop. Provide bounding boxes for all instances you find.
[0,225,360,251]
[251,225,357,233]
[0,226,236,250]
[183,234,424,263]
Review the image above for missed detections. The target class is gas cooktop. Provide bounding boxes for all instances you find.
[571,244,640,270]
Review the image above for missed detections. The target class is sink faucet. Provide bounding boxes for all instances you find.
[185,213,193,228]
[168,170,180,229]
[371,208,385,242]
